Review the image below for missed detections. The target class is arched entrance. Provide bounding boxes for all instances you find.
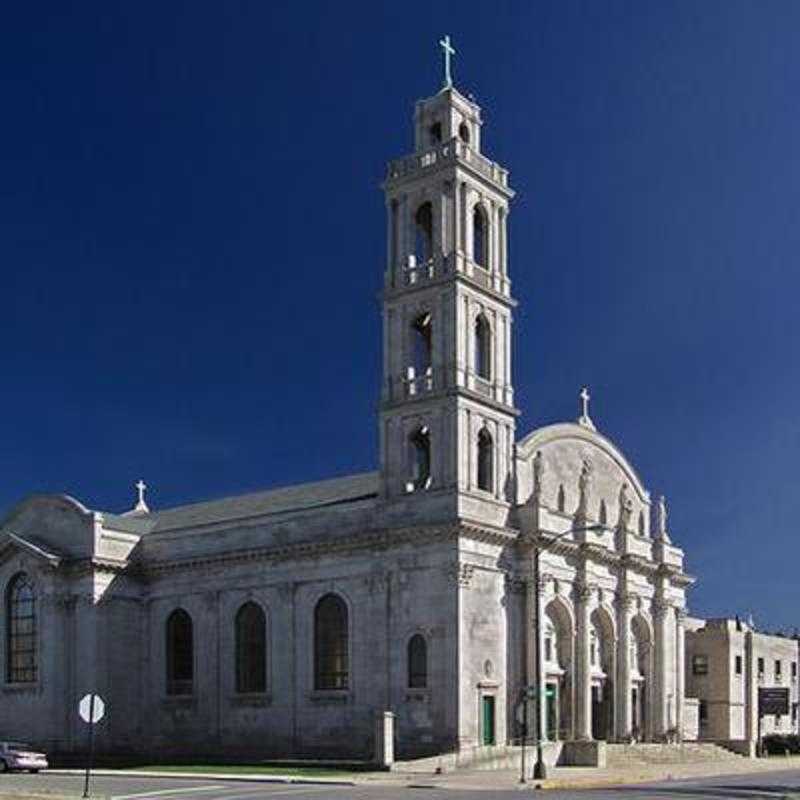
[543,598,573,741]
[589,607,615,741]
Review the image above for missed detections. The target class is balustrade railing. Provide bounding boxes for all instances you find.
[386,138,509,187]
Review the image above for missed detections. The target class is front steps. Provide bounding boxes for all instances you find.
[393,741,745,774]
[606,742,744,767]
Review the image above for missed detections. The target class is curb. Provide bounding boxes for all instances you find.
[46,769,357,787]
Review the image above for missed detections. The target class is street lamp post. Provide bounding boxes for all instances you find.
[528,523,606,782]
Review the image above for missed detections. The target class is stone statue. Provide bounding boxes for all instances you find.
[532,450,545,501]
[655,494,670,542]
[576,458,592,518]
[618,483,633,531]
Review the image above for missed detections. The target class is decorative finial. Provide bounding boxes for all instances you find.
[133,479,149,514]
[439,35,456,89]
[578,386,596,431]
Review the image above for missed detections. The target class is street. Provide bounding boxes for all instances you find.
[2,769,800,799]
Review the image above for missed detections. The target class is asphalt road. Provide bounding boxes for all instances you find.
[2,769,800,799]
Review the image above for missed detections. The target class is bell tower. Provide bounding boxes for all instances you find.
[379,42,518,527]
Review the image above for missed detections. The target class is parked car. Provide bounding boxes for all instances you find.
[0,742,48,773]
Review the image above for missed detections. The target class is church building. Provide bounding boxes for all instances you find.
[1,65,697,764]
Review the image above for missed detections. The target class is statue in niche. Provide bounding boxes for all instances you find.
[576,458,592,519]
[532,450,545,501]
[618,482,634,531]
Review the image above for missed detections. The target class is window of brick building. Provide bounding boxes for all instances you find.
[693,654,709,675]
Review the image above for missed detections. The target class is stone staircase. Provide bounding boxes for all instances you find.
[606,742,744,768]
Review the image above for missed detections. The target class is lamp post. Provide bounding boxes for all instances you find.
[528,523,607,782]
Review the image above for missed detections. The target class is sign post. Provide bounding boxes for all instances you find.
[757,687,789,758]
[78,693,106,798]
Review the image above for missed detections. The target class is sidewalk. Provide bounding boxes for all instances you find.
[50,755,800,792]
[377,754,800,791]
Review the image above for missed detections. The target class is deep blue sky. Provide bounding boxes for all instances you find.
[1,1,798,628]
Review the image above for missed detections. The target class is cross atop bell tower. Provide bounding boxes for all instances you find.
[378,45,518,528]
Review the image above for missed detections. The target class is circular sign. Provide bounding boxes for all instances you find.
[78,693,105,724]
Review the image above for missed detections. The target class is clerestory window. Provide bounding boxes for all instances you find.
[235,602,267,694]
[6,573,36,684]
[314,594,348,690]
[166,609,194,695]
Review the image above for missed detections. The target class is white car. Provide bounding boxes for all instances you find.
[0,742,48,773]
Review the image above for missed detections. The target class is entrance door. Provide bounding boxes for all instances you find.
[482,696,495,745]
[591,685,603,740]
[546,682,558,740]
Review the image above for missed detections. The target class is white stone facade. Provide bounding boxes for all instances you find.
[0,85,704,761]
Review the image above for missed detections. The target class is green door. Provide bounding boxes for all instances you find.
[482,696,496,745]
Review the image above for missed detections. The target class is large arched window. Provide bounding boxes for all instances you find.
[235,602,266,694]
[474,315,492,380]
[166,609,193,695]
[407,634,428,689]
[6,573,36,684]
[314,594,348,690]
[408,426,431,491]
[473,205,488,268]
[477,428,494,492]
[414,202,433,265]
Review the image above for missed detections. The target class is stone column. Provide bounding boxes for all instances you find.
[675,608,686,740]
[575,583,593,740]
[616,595,633,739]
[653,601,670,739]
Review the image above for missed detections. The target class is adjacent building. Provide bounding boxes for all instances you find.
[684,618,799,753]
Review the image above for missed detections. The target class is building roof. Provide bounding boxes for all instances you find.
[103,471,380,535]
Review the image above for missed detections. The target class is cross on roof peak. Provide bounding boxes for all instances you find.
[439,35,456,89]
[133,478,150,514]
[578,387,596,431]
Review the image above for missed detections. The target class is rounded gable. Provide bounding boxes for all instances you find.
[517,422,651,532]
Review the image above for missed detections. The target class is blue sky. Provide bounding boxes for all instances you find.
[1,1,798,629]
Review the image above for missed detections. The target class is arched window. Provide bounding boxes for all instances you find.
[414,202,433,265]
[477,428,494,492]
[412,313,432,378]
[166,609,193,695]
[458,122,471,144]
[474,315,492,380]
[599,499,608,526]
[472,205,488,268]
[314,594,349,690]
[638,511,646,536]
[429,122,442,146]
[557,484,566,513]
[235,602,266,694]
[409,426,431,491]
[6,573,36,684]
[407,634,428,689]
